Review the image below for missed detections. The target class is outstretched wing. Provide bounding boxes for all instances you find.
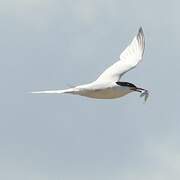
[95,27,145,83]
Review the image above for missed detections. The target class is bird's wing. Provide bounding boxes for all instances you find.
[95,27,145,83]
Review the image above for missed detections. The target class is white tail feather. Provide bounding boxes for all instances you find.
[31,88,75,94]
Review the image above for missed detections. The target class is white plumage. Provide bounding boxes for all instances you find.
[32,27,149,101]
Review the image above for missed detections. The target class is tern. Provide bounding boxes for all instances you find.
[32,27,149,101]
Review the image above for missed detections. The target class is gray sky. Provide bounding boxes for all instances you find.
[1,0,180,180]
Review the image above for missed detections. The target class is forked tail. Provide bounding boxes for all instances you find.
[30,88,75,94]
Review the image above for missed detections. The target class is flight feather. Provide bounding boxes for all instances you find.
[96,27,145,83]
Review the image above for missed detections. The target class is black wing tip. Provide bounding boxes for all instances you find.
[138,26,144,35]
[137,26,145,55]
[137,26,145,42]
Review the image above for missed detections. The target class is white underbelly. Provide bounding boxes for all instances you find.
[78,87,130,99]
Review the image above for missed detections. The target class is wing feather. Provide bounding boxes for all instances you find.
[95,27,145,83]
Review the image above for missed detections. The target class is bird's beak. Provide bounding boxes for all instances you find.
[130,87,146,92]
[130,87,149,102]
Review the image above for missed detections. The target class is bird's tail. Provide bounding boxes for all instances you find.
[30,88,76,94]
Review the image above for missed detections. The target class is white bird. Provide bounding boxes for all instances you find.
[32,27,149,101]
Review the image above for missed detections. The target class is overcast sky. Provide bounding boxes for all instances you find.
[1,0,180,180]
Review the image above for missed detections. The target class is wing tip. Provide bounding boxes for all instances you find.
[138,26,143,33]
[138,26,144,37]
[137,26,145,55]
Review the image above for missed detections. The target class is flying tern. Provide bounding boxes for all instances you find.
[32,27,149,101]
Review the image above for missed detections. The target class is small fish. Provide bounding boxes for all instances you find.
[140,90,149,102]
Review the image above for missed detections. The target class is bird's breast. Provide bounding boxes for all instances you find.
[77,85,131,99]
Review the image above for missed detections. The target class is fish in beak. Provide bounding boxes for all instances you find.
[130,87,149,102]
[130,87,145,92]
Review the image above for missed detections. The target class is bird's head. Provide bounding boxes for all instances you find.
[116,81,149,101]
[116,81,145,93]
